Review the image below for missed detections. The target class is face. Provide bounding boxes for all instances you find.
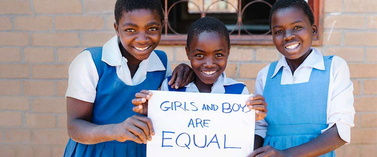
[271,7,317,60]
[186,31,229,85]
[114,9,162,63]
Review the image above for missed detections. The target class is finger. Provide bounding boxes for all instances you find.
[249,145,269,157]
[135,92,150,99]
[248,104,266,111]
[177,70,189,88]
[132,105,143,113]
[172,70,184,89]
[134,115,155,137]
[168,65,181,85]
[140,90,153,99]
[247,99,265,106]
[248,147,265,157]
[131,98,147,106]
[123,131,143,144]
[182,70,194,86]
[250,94,265,101]
[126,122,148,143]
[128,117,150,143]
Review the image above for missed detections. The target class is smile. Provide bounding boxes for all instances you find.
[133,45,151,51]
[285,43,300,50]
[202,70,217,75]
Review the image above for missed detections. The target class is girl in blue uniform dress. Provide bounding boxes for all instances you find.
[133,17,268,150]
[64,0,191,156]
[249,0,355,157]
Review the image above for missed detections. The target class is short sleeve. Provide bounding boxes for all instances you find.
[65,50,99,103]
[165,60,172,78]
[322,56,355,143]
[160,78,170,91]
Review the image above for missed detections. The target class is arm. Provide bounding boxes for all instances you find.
[249,125,345,157]
[67,97,154,144]
[246,94,267,150]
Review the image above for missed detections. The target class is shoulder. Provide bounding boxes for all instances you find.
[223,77,248,94]
[153,50,167,61]
[256,64,271,80]
[330,55,348,67]
[224,77,244,86]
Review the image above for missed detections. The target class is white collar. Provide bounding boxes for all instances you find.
[101,35,165,72]
[271,48,325,78]
[185,72,242,93]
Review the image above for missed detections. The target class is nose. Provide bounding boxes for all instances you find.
[135,32,148,44]
[204,56,215,68]
[283,31,295,41]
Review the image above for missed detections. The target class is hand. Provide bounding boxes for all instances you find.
[246,94,267,121]
[132,90,152,116]
[248,145,288,157]
[169,63,194,89]
[111,115,154,144]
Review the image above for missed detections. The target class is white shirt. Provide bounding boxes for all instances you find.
[161,72,266,137]
[255,48,355,143]
[66,35,172,103]
[161,72,249,94]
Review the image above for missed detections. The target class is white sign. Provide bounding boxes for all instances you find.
[147,91,255,157]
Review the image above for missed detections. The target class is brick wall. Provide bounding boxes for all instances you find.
[0,0,376,156]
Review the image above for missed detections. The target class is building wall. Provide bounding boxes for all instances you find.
[0,0,376,156]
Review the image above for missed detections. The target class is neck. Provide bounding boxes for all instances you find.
[194,78,213,93]
[119,43,141,78]
[286,49,312,74]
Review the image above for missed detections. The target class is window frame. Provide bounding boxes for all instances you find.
[159,0,324,46]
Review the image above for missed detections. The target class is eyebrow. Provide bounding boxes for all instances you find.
[195,48,224,52]
[123,22,161,27]
[272,20,304,29]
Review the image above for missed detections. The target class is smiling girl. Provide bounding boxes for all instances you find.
[63,0,191,156]
[249,0,355,156]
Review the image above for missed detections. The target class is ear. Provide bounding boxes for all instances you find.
[114,22,120,36]
[312,24,318,36]
[185,46,190,60]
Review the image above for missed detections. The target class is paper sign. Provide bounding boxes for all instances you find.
[147,91,255,157]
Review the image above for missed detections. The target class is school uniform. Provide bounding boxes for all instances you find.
[255,48,355,156]
[64,35,172,157]
[160,72,267,138]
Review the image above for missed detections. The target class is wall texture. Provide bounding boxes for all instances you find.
[0,0,376,156]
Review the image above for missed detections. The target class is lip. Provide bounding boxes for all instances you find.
[284,42,300,52]
[201,70,218,76]
[133,45,152,51]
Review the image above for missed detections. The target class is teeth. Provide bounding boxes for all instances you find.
[134,46,150,51]
[285,43,299,49]
[203,71,216,75]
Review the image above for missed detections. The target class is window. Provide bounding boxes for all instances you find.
[160,0,324,45]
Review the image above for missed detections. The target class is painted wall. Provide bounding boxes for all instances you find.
[0,0,375,156]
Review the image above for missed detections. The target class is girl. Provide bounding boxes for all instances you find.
[133,17,268,150]
[64,0,192,156]
[249,0,355,156]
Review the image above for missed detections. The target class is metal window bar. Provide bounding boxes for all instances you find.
[160,0,323,45]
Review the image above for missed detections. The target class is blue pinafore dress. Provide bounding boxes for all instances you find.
[64,47,168,157]
[166,76,246,94]
[263,56,334,157]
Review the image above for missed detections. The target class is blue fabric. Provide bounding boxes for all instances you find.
[262,56,335,157]
[64,48,168,157]
[166,76,245,94]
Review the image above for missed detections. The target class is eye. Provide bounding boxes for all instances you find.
[294,26,303,30]
[274,30,283,34]
[215,53,224,57]
[125,28,135,33]
[194,54,204,58]
[149,27,158,31]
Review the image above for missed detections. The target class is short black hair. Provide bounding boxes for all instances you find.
[269,0,314,26]
[187,17,230,49]
[114,0,163,24]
